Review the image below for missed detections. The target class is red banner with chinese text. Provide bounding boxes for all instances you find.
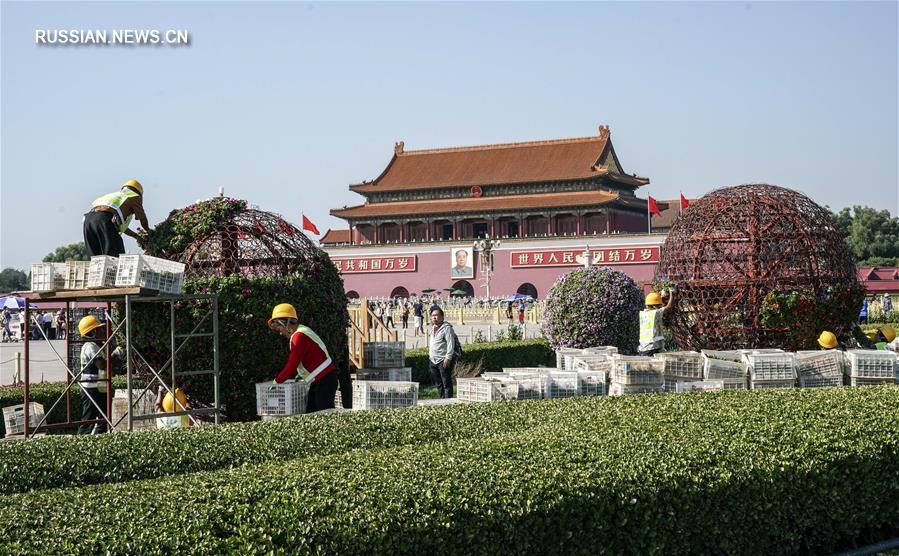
[332,255,417,274]
[510,246,660,268]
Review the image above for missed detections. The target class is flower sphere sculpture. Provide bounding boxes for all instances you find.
[657,184,862,351]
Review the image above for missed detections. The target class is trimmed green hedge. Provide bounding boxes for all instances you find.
[1,388,898,554]
[0,376,142,437]
[406,338,555,382]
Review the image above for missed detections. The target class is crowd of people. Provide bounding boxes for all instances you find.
[1,308,67,342]
[357,295,537,335]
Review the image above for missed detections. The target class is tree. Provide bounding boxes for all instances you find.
[43,242,88,263]
[832,206,899,266]
[0,268,29,292]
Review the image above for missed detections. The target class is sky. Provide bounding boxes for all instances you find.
[1,1,897,272]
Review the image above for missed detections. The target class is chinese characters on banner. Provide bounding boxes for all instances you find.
[510,246,661,268]
[332,255,417,274]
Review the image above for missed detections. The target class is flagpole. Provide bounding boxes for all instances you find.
[679,192,682,215]
[647,197,651,234]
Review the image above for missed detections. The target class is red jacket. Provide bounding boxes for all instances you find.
[274,330,335,384]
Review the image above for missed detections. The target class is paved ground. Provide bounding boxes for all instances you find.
[0,322,545,386]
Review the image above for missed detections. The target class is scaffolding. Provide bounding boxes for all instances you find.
[20,287,220,438]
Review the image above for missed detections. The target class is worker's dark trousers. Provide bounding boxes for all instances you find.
[79,388,108,434]
[83,211,125,257]
[306,371,338,413]
[429,359,456,399]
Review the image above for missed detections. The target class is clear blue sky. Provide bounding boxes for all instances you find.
[2,1,896,271]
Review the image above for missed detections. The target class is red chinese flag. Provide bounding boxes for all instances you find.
[680,193,690,210]
[647,195,661,217]
[302,214,320,235]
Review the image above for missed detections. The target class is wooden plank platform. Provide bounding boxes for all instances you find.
[28,287,161,300]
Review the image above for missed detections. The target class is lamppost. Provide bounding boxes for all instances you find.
[473,234,501,299]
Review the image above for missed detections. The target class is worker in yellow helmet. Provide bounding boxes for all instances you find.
[83,179,151,257]
[817,331,838,350]
[639,286,677,355]
[77,315,111,434]
[268,303,337,413]
[155,381,192,428]
[872,325,896,351]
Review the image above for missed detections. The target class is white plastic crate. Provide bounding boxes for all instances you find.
[3,403,45,437]
[798,375,843,388]
[703,354,748,380]
[845,350,897,379]
[657,351,704,379]
[87,256,119,288]
[30,263,66,292]
[581,346,619,356]
[115,254,185,294]
[744,352,796,381]
[577,370,608,396]
[701,349,743,362]
[570,355,612,372]
[849,377,897,387]
[609,382,663,396]
[64,261,91,290]
[665,375,702,392]
[611,356,664,386]
[796,351,843,380]
[255,381,307,416]
[750,379,796,390]
[555,348,585,369]
[111,389,157,432]
[457,377,501,402]
[493,375,546,400]
[675,380,725,393]
[355,367,411,382]
[362,342,405,368]
[721,377,749,390]
[352,380,418,410]
[546,371,579,398]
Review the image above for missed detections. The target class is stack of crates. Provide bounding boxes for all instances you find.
[844,350,898,387]
[556,348,586,369]
[64,261,92,290]
[30,263,67,292]
[657,351,704,392]
[701,350,748,390]
[352,381,418,410]
[456,375,545,403]
[3,403,45,438]
[795,351,844,388]
[256,381,307,418]
[115,254,186,294]
[610,356,664,395]
[745,351,796,389]
[87,256,119,288]
[505,368,580,399]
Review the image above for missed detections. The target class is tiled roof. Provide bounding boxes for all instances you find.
[350,126,648,192]
[331,190,621,219]
[320,229,351,244]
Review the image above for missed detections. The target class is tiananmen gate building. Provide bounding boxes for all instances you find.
[322,125,675,299]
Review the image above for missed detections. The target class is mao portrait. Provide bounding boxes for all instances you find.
[451,247,474,279]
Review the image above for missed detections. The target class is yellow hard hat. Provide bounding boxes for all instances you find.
[162,388,189,412]
[880,326,896,343]
[268,303,297,325]
[122,179,143,195]
[645,292,663,306]
[864,329,877,340]
[78,315,103,337]
[817,331,837,349]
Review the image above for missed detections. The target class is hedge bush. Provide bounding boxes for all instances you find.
[1,388,898,554]
[405,338,555,382]
[542,266,644,353]
[0,377,142,437]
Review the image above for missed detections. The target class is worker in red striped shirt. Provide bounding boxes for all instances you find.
[269,303,337,413]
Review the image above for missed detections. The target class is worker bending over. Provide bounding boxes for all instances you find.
[269,303,337,413]
[83,179,150,257]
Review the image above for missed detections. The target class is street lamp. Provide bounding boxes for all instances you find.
[473,234,501,299]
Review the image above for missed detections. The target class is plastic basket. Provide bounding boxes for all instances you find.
[570,355,613,372]
[30,263,66,292]
[355,367,412,382]
[744,352,796,381]
[457,378,500,402]
[675,380,725,393]
[352,380,418,410]
[555,348,585,369]
[87,256,119,288]
[798,375,844,388]
[750,379,796,390]
[700,349,743,362]
[795,351,843,380]
[115,254,185,294]
[611,356,664,385]
[64,261,91,290]
[111,389,157,432]
[546,371,580,398]
[581,346,619,356]
[609,382,663,396]
[577,370,608,396]
[849,377,897,387]
[657,351,704,379]
[362,342,405,368]
[703,354,748,380]
[721,377,749,390]
[3,403,45,437]
[665,375,702,392]
[845,350,896,379]
[255,381,307,416]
